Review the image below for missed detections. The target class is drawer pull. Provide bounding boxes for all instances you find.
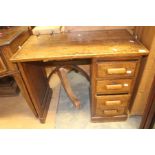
[107,68,126,74]
[106,84,123,90]
[105,100,121,106]
[126,70,132,74]
[104,109,118,115]
[18,46,22,50]
[123,83,129,87]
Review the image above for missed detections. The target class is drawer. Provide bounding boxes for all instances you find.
[97,60,138,78]
[96,94,130,109]
[10,30,30,53]
[96,107,127,117]
[96,79,133,94]
[0,55,7,74]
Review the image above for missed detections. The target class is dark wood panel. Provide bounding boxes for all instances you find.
[140,76,155,129]
[18,62,52,123]
[13,72,38,118]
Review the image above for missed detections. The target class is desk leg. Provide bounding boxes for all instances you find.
[17,62,52,123]
[57,68,81,109]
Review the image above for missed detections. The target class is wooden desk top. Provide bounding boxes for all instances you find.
[11,30,149,62]
[0,27,29,47]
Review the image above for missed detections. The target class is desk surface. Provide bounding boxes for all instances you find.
[11,30,149,62]
[0,27,29,47]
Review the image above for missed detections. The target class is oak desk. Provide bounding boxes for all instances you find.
[11,30,149,123]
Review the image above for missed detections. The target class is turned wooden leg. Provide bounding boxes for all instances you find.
[57,68,81,109]
[47,65,90,109]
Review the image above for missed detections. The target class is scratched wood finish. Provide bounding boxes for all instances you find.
[11,30,149,62]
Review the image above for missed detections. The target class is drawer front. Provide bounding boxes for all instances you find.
[97,61,138,78]
[96,107,127,117]
[96,94,130,109]
[0,56,7,74]
[10,30,30,53]
[96,79,133,94]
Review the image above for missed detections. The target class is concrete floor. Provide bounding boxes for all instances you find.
[0,72,142,128]
[0,73,60,128]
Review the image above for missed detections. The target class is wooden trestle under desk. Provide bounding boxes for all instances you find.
[10,30,149,123]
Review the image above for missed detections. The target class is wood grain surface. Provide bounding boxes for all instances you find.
[0,27,29,46]
[11,30,149,62]
[96,60,138,78]
[64,26,135,32]
[8,28,150,123]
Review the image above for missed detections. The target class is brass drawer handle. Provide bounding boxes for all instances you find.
[107,68,126,74]
[104,109,118,115]
[106,84,123,90]
[105,100,121,106]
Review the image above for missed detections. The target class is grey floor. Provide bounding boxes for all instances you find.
[56,71,141,129]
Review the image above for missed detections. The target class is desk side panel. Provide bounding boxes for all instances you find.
[18,62,52,123]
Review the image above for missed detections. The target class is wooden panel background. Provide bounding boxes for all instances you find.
[131,26,155,115]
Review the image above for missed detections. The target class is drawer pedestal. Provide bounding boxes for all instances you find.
[91,58,141,122]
